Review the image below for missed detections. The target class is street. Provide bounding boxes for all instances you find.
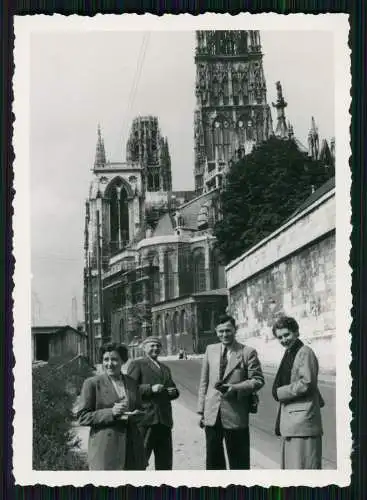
[164,358,336,469]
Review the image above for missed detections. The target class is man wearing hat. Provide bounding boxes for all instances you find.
[127,336,179,470]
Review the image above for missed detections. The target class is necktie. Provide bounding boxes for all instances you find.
[219,347,228,380]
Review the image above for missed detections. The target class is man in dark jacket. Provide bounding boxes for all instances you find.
[127,336,179,470]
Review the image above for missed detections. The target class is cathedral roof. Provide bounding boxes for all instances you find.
[176,189,219,230]
[152,212,175,237]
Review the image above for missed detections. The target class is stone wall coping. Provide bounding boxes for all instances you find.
[226,187,335,288]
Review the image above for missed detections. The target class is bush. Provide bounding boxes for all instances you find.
[32,354,94,470]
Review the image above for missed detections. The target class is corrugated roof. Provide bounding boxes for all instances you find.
[31,325,86,336]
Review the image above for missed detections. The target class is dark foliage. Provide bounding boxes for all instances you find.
[32,353,94,470]
[214,137,334,264]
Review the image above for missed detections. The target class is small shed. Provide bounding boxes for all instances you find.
[31,325,87,362]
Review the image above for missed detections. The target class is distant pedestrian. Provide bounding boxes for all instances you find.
[127,336,180,470]
[197,314,265,470]
[178,347,188,360]
[77,342,146,470]
[272,316,324,469]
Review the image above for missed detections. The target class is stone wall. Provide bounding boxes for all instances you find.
[226,189,336,372]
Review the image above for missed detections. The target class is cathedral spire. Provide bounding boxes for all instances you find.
[308,116,319,160]
[272,81,288,139]
[287,121,294,139]
[94,123,106,169]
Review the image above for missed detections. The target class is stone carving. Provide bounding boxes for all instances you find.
[194,30,271,194]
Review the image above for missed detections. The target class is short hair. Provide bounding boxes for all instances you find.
[100,342,129,363]
[216,313,236,328]
[272,316,299,337]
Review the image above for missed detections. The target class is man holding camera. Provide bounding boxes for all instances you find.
[197,314,265,469]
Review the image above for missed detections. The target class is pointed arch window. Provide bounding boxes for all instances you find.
[164,313,170,336]
[222,76,229,105]
[155,315,161,336]
[211,247,226,289]
[180,310,186,333]
[148,252,160,303]
[192,248,206,292]
[119,318,124,343]
[107,178,130,254]
[212,77,220,104]
[232,74,240,105]
[164,249,175,300]
[173,311,179,334]
[213,119,224,161]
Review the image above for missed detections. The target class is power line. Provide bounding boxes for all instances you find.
[113,32,150,161]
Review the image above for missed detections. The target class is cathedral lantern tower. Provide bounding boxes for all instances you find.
[126,116,172,193]
[194,30,273,194]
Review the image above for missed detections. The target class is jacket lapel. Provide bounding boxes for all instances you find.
[223,342,243,380]
[145,357,162,378]
[100,373,120,405]
[123,375,136,411]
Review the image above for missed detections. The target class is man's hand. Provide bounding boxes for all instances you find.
[221,384,236,397]
[198,415,205,428]
[151,384,164,393]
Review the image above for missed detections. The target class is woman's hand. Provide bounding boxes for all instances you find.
[112,401,129,417]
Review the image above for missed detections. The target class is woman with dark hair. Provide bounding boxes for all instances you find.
[77,342,146,470]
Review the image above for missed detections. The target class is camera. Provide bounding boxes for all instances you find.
[214,381,229,394]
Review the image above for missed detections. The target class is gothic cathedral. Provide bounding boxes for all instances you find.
[194,30,273,194]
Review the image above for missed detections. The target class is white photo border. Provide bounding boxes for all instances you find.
[13,13,351,487]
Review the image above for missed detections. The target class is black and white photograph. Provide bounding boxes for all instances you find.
[13,14,351,487]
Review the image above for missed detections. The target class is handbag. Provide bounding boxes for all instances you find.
[240,349,260,414]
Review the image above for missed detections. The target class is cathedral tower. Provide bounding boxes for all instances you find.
[194,30,273,194]
[126,116,172,192]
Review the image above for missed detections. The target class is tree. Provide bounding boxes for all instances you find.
[214,136,334,264]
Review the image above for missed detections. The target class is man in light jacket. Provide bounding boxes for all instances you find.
[272,315,324,469]
[197,314,265,470]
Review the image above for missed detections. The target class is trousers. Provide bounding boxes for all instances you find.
[205,413,250,470]
[281,436,322,469]
[141,424,173,470]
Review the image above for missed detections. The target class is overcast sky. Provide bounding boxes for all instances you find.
[30,30,334,326]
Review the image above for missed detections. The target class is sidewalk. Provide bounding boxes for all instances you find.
[73,399,279,470]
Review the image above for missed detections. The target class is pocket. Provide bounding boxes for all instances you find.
[286,403,310,413]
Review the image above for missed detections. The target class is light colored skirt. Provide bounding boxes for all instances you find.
[281,436,322,469]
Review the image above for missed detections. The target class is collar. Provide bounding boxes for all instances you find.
[147,355,160,368]
[286,338,303,354]
[221,342,235,353]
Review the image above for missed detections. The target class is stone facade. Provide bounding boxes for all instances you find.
[151,291,228,355]
[194,30,273,194]
[226,181,336,372]
[84,117,226,361]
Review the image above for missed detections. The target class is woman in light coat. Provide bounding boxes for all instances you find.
[77,342,146,470]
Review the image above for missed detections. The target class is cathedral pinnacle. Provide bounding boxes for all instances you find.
[308,116,320,160]
[272,81,288,139]
[94,123,106,169]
